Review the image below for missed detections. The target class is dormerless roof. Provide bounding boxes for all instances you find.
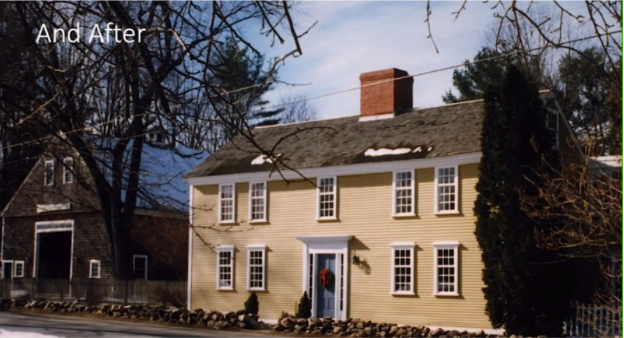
[185,99,484,178]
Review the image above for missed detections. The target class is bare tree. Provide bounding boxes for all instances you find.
[522,137,621,334]
[428,1,621,91]
[0,1,316,278]
[279,94,318,124]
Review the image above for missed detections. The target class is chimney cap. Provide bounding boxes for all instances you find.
[360,68,413,84]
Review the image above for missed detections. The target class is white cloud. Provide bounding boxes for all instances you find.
[248,2,586,120]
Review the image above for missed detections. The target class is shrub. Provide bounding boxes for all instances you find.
[244,292,259,315]
[295,291,311,319]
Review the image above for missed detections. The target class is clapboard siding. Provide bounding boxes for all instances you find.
[190,163,492,329]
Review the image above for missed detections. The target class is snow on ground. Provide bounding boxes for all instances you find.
[0,330,63,338]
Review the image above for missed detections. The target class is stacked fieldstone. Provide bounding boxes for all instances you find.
[274,313,506,338]
[4,299,269,330]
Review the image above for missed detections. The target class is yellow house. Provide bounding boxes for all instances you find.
[184,68,575,333]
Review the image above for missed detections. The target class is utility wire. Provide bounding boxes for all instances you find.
[219,3,589,96]
[0,29,620,155]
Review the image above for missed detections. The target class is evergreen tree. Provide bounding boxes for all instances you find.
[211,37,283,143]
[474,65,572,336]
[295,291,311,319]
[244,291,259,315]
[442,48,510,103]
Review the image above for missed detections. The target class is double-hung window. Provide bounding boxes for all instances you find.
[545,108,559,148]
[433,241,459,296]
[390,242,415,295]
[435,166,458,213]
[217,245,234,290]
[44,160,54,186]
[133,255,148,280]
[219,184,236,223]
[317,177,337,220]
[249,182,267,222]
[63,157,74,184]
[14,261,24,278]
[393,171,415,216]
[247,245,266,291]
[89,260,101,278]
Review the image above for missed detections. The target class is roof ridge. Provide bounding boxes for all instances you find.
[254,98,489,130]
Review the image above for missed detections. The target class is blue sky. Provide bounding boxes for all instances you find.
[243,1,599,120]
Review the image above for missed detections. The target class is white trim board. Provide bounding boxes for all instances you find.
[36,203,71,213]
[186,152,481,186]
[187,184,194,310]
[297,235,352,320]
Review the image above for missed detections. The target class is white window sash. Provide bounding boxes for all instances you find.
[217,245,235,290]
[434,166,459,214]
[14,261,25,278]
[316,177,337,220]
[248,182,267,222]
[132,255,148,280]
[546,109,559,149]
[392,170,415,216]
[390,242,415,295]
[89,260,101,279]
[219,184,236,224]
[63,157,73,184]
[432,241,459,296]
[44,160,54,186]
[246,245,266,291]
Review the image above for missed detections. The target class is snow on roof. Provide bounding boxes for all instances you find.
[91,136,209,211]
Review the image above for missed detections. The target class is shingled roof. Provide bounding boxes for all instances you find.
[184,99,484,178]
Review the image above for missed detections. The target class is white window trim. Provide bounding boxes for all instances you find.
[432,241,459,296]
[392,170,415,217]
[316,176,338,221]
[216,245,235,290]
[132,254,148,280]
[218,184,236,224]
[63,157,73,184]
[44,160,54,186]
[14,260,24,278]
[434,166,459,214]
[546,108,560,149]
[246,244,266,291]
[248,182,267,223]
[390,242,415,295]
[89,259,101,279]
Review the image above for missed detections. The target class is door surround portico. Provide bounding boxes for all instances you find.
[296,235,351,320]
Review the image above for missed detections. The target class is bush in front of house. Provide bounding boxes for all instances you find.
[295,291,311,319]
[244,291,259,315]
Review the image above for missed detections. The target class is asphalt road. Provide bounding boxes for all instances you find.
[0,311,270,338]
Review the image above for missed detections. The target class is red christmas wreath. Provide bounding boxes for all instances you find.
[320,268,333,288]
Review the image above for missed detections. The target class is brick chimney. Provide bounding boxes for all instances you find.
[360,68,413,117]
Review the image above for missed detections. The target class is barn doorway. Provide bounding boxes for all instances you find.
[37,231,72,279]
[34,220,74,280]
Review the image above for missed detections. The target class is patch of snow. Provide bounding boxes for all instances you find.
[413,147,422,153]
[251,154,280,165]
[0,330,63,338]
[364,148,412,157]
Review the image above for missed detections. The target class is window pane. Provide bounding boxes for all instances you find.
[393,249,412,292]
[436,247,456,293]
